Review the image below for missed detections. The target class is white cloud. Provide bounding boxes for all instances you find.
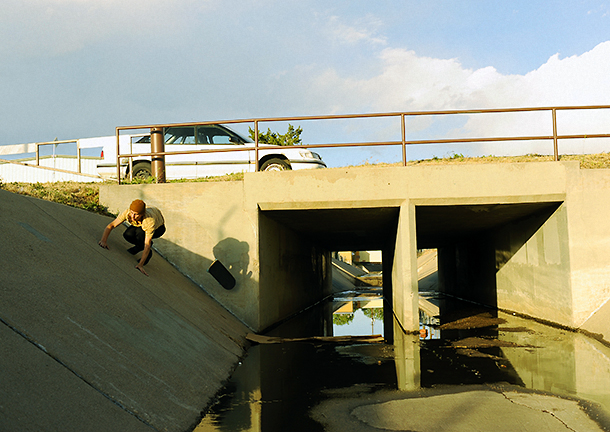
[325,14,387,46]
[300,41,610,156]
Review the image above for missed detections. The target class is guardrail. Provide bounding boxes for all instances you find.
[115,105,610,183]
[0,139,85,172]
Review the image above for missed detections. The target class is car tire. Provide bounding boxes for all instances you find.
[131,162,152,179]
[260,158,291,171]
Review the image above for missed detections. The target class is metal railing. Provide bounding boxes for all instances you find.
[0,139,103,180]
[115,104,610,183]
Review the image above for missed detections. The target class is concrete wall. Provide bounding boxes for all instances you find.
[100,161,610,342]
[495,204,573,325]
[101,181,262,330]
[566,169,610,336]
[258,212,332,331]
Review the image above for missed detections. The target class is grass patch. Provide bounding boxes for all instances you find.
[0,180,114,216]
[348,152,610,169]
[0,172,245,216]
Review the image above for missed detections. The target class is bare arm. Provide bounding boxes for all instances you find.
[98,217,123,249]
[135,235,153,276]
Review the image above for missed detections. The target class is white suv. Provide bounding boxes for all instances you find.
[96,123,326,180]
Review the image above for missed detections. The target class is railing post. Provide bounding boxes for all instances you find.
[151,127,166,183]
[254,120,259,172]
[76,139,81,173]
[129,136,134,182]
[401,114,407,166]
[116,130,121,184]
[552,108,559,161]
[35,144,40,166]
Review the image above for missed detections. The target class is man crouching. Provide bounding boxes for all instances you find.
[98,199,166,276]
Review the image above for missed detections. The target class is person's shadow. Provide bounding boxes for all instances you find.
[212,238,252,284]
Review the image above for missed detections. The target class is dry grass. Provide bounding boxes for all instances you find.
[352,152,610,169]
[0,173,245,216]
[0,181,114,216]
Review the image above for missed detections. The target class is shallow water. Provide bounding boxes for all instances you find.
[193,290,610,431]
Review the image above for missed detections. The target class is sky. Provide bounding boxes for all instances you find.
[2,0,610,166]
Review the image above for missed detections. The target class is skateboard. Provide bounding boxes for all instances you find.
[207,260,236,290]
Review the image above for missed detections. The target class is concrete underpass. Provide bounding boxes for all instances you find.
[100,160,610,344]
[4,160,610,431]
[259,200,564,341]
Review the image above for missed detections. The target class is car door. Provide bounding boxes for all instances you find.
[163,126,199,179]
[194,125,253,177]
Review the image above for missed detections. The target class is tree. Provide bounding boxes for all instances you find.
[249,124,303,146]
[362,307,384,322]
[333,313,355,326]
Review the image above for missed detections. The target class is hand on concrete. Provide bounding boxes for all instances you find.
[135,263,149,276]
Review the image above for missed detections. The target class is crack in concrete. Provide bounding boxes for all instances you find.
[500,391,578,432]
[0,315,159,431]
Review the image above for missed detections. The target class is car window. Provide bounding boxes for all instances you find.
[164,127,196,144]
[197,125,244,145]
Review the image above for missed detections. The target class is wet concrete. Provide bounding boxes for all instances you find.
[193,291,610,431]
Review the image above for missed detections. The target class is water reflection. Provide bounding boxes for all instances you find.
[194,292,610,431]
[332,290,384,337]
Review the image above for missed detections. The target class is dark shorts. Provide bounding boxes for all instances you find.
[123,224,166,247]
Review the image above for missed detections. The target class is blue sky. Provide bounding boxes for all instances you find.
[2,1,610,166]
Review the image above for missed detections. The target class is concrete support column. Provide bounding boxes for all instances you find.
[382,245,395,342]
[151,127,166,183]
[393,319,421,390]
[392,201,419,333]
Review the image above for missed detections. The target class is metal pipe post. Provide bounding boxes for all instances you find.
[552,109,559,161]
[151,127,166,183]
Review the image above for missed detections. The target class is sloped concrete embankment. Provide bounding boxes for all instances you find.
[0,189,250,432]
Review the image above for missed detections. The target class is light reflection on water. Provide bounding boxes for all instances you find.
[332,291,384,337]
[194,291,610,432]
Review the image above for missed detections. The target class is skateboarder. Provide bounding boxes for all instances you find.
[98,199,166,276]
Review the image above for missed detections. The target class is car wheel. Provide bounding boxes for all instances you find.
[260,158,291,171]
[131,162,152,179]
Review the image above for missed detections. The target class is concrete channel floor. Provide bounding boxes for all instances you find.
[311,385,606,432]
[0,189,250,432]
[2,188,607,432]
[307,253,608,431]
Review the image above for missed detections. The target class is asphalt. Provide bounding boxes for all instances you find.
[0,189,250,432]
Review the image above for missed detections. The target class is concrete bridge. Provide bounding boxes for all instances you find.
[100,160,610,343]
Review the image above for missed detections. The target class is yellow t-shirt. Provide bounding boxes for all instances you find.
[117,207,165,237]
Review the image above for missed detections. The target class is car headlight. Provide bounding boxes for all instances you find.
[299,150,322,160]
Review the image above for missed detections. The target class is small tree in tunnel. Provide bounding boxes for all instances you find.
[333,313,354,326]
[362,307,384,322]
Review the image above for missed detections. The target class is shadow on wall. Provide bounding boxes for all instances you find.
[150,235,253,295]
[494,203,563,271]
[213,238,253,281]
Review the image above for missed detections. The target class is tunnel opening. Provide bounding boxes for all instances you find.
[415,201,565,323]
[258,207,399,335]
[258,200,565,340]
